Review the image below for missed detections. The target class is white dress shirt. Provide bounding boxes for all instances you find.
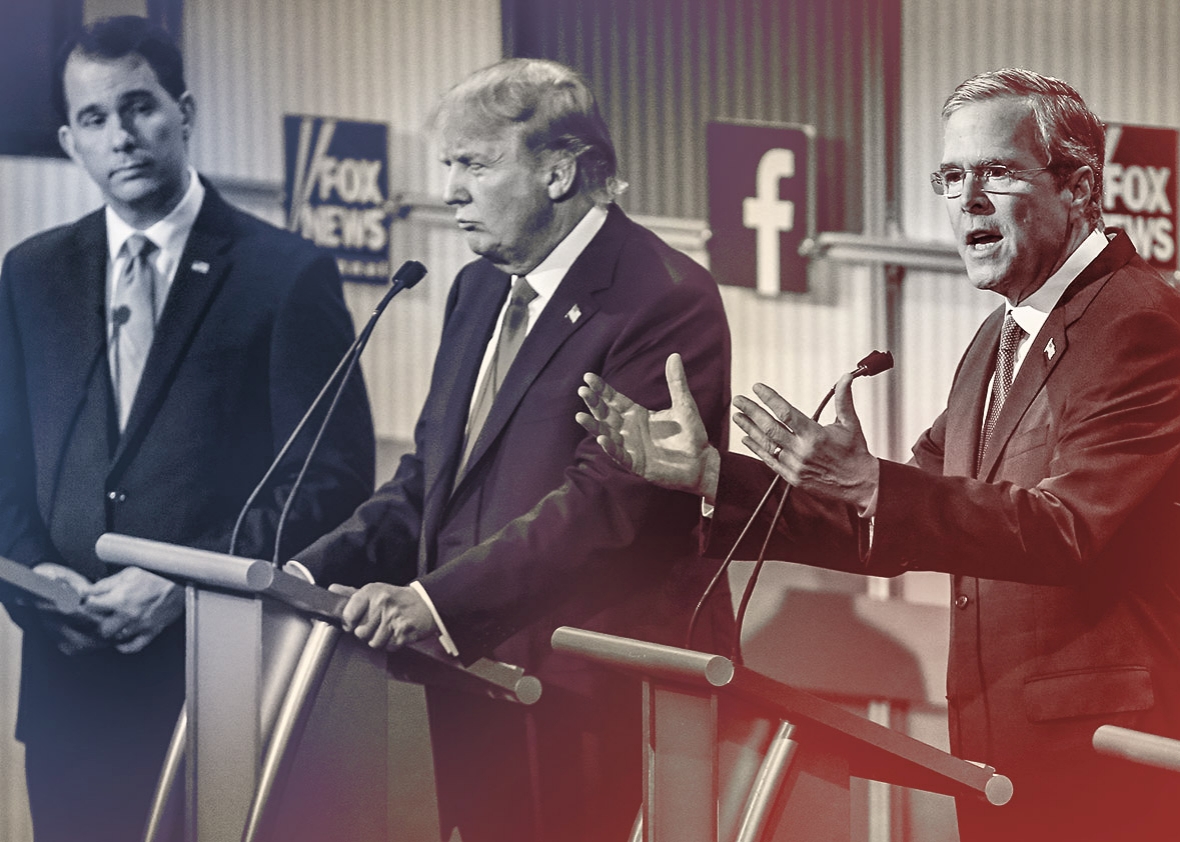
[105,166,205,327]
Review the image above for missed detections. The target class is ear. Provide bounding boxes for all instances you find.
[58,124,80,164]
[178,92,196,142]
[1065,165,1095,217]
[545,153,578,201]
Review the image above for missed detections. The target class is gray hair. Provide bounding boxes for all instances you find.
[943,68,1105,226]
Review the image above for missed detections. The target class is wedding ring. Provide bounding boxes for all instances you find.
[771,445,783,459]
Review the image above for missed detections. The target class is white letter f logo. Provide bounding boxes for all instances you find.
[742,149,796,295]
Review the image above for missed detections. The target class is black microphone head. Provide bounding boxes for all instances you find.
[391,260,427,290]
[111,305,131,327]
[853,350,894,378]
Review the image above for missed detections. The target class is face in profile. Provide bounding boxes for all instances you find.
[438,118,559,276]
[58,50,194,229]
[940,96,1083,304]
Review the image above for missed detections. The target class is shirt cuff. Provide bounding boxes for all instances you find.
[283,559,315,583]
[409,580,459,657]
[858,463,879,553]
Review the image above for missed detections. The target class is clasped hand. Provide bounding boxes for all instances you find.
[31,564,184,656]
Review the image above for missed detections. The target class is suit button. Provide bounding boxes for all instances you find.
[955,594,969,609]
[107,490,127,503]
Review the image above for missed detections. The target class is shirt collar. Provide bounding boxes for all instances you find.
[518,204,609,298]
[105,167,206,264]
[1007,227,1108,337]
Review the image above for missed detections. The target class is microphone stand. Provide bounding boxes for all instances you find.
[228,260,427,561]
[685,351,894,663]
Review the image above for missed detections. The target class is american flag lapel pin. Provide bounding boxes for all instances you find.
[191,260,210,274]
[565,304,582,324]
[1044,337,1056,360]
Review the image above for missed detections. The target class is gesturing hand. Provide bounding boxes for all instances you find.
[733,372,879,512]
[577,353,720,500]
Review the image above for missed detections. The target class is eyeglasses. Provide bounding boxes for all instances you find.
[930,164,1052,198]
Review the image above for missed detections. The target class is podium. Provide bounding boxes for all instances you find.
[94,533,540,842]
[552,626,1010,842]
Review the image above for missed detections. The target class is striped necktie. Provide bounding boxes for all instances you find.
[977,311,1025,471]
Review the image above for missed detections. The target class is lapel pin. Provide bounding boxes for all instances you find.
[191,260,210,274]
[565,304,582,324]
[1044,337,1056,361]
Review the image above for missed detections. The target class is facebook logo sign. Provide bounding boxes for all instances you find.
[707,121,814,294]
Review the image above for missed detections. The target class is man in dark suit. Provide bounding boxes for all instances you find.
[293,58,731,842]
[579,68,1180,841]
[0,17,374,841]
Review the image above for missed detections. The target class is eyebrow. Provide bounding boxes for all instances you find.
[72,88,160,121]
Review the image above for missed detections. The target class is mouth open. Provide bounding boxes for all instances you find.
[966,229,1002,250]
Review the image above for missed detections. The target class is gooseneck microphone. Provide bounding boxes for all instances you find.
[685,351,895,659]
[228,260,427,561]
[852,350,894,379]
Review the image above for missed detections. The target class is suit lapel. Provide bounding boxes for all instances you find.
[975,231,1131,479]
[976,310,1066,478]
[427,271,511,509]
[111,187,235,472]
[946,309,1002,478]
[40,212,110,491]
[449,208,624,495]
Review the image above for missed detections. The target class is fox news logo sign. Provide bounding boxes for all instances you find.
[1103,124,1178,274]
[284,116,392,283]
[707,121,815,294]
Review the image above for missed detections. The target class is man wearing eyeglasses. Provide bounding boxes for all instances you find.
[578,68,1180,840]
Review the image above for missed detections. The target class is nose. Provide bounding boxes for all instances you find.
[443,165,469,206]
[109,113,136,151]
[958,171,991,214]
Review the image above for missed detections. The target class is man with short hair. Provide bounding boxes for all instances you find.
[294,58,732,842]
[579,68,1180,840]
[0,16,374,841]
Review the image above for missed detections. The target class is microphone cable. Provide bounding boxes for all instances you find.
[228,260,427,561]
[684,351,894,661]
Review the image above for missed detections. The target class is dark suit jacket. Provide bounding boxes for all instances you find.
[297,205,731,840]
[708,231,1180,840]
[0,182,374,804]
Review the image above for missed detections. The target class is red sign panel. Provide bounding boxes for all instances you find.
[1103,124,1178,274]
[707,121,815,294]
